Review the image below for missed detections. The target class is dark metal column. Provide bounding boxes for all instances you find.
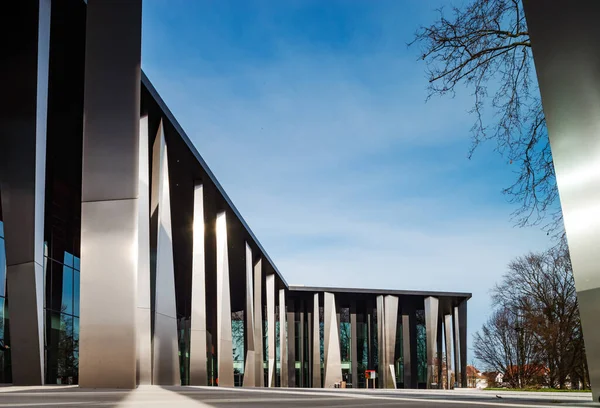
[402,306,413,388]
[79,0,141,388]
[0,0,50,386]
[458,301,467,388]
[287,299,296,387]
[350,301,358,388]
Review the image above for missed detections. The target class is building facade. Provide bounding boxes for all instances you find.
[0,0,469,389]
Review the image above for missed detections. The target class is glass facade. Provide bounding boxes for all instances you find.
[416,310,427,387]
[0,190,12,383]
[232,311,245,386]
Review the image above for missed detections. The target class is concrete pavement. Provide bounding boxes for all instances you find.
[0,385,594,407]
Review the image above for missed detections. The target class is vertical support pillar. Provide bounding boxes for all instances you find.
[350,301,358,388]
[78,0,142,388]
[323,292,342,388]
[0,0,50,386]
[458,301,467,388]
[253,259,264,387]
[522,1,600,400]
[287,300,296,387]
[453,306,461,387]
[150,122,180,385]
[402,307,413,388]
[312,293,321,388]
[279,288,288,387]
[367,302,373,371]
[243,244,256,387]
[216,211,234,387]
[424,297,439,389]
[136,116,152,385]
[384,296,398,389]
[376,295,385,387]
[436,317,443,389]
[444,314,453,389]
[266,273,276,387]
[190,183,208,386]
[301,303,307,387]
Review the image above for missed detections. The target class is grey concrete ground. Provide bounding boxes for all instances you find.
[0,386,595,407]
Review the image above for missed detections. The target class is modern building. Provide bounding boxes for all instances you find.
[0,0,470,389]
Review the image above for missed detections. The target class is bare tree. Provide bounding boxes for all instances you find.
[411,0,562,237]
[493,247,587,389]
[473,306,543,388]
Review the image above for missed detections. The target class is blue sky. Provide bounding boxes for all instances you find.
[141,0,553,364]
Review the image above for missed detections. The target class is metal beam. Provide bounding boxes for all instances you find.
[78,0,141,388]
[266,273,276,387]
[189,183,208,386]
[243,244,256,387]
[253,259,264,387]
[384,296,398,389]
[424,297,439,389]
[444,314,453,390]
[216,211,234,386]
[279,289,288,387]
[522,0,600,400]
[323,292,342,388]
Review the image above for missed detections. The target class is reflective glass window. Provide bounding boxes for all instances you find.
[0,237,6,298]
[73,256,80,271]
[61,266,73,315]
[73,271,80,317]
[63,252,74,268]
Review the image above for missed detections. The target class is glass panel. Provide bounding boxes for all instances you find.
[73,271,80,317]
[0,296,11,384]
[0,221,3,238]
[63,252,74,268]
[73,256,80,271]
[0,237,6,298]
[61,266,73,315]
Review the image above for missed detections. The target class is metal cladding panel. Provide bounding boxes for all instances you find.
[458,301,467,388]
[151,123,180,385]
[444,314,453,389]
[522,0,600,400]
[376,295,385,387]
[453,306,461,386]
[137,115,152,385]
[79,0,141,389]
[279,289,288,387]
[312,293,321,388]
[384,295,398,389]
[190,183,208,386]
[266,273,276,387]
[253,259,264,387]
[81,1,142,203]
[323,292,342,388]
[216,211,234,387]
[402,312,412,388]
[243,244,256,387]
[79,199,138,388]
[0,0,50,386]
[287,305,296,387]
[424,296,439,389]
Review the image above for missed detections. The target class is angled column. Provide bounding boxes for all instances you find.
[312,293,321,388]
[376,295,385,387]
[287,301,296,387]
[436,318,443,389]
[137,116,152,385]
[266,273,276,387]
[458,301,467,388]
[150,122,180,385]
[279,289,288,387]
[424,297,439,389]
[0,0,50,386]
[523,0,600,400]
[350,302,358,388]
[444,314,453,389]
[453,306,461,387]
[243,244,256,387]
[402,307,416,388]
[216,211,234,386]
[323,292,342,388]
[253,259,264,387]
[384,296,398,389]
[78,0,142,388]
[190,183,208,386]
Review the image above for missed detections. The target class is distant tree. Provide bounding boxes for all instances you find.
[474,245,589,389]
[411,0,563,238]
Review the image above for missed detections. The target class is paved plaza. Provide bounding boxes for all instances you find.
[0,386,594,407]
